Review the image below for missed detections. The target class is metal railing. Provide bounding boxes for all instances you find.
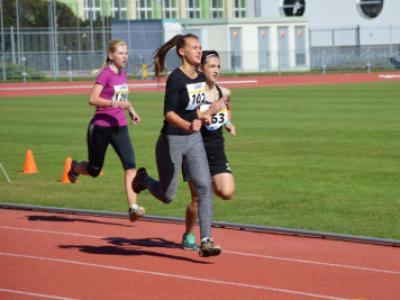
[1,48,398,81]
[1,26,399,81]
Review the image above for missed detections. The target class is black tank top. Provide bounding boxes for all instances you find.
[161,68,206,135]
[201,84,224,138]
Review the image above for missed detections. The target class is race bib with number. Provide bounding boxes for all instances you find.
[112,84,129,101]
[185,82,206,110]
[199,102,228,131]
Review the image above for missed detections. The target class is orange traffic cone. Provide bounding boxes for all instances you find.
[21,149,38,174]
[60,157,72,183]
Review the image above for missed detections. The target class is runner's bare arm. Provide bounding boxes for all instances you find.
[89,84,132,109]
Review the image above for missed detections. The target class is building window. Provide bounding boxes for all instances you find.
[187,0,201,18]
[356,0,384,19]
[163,0,177,18]
[210,0,224,19]
[279,0,306,17]
[111,0,127,19]
[234,0,246,18]
[84,0,102,21]
[137,0,153,19]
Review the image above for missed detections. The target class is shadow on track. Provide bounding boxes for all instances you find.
[104,237,180,249]
[26,215,132,227]
[59,238,211,264]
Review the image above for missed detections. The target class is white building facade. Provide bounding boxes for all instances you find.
[246,0,400,47]
[182,18,309,72]
[244,0,400,69]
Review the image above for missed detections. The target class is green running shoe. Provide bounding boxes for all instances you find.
[181,233,198,251]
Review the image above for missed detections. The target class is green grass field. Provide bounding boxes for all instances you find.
[0,81,399,240]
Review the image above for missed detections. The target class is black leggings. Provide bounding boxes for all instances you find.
[86,124,136,177]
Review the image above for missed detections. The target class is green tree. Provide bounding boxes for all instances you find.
[3,0,84,28]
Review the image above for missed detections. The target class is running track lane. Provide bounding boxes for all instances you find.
[1,72,400,97]
[0,209,399,299]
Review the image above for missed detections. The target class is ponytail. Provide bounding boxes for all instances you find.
[152,33,199,79]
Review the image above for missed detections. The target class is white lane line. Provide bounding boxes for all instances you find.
[0,85,93,91]
[0,251,346,300]
[378,74,400,79]
[224,250,400,276]
[0,84,157,91]
[1,225,399,276]
[217,80,258,84]
[0,288,77,300]
[0,80,258,92]
[0,225,104,239]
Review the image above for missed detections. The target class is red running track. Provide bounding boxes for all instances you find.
[1,72,400,97]
[0,208,399,300]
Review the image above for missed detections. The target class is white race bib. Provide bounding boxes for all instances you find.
[199,102,228,131]
[185,82,206,110]
[112,84,129,101]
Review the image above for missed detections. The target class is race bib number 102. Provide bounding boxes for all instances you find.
[112,84,129,101]
[185,82,206,110]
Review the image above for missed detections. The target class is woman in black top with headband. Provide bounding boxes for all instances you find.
[182,50,236,250]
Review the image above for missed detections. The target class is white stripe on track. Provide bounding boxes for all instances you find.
[0,85,92,91]
[378,74,400,79]
[224,250,400,276]
[0,80,257,92]
[0,288,77,300]
[1,225,399,276]
[217,80,258,84]
[0,251,346,300]
[0,225,104,239]
[0,83,159,91]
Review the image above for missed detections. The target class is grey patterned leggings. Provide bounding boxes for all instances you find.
[145,132,213,239]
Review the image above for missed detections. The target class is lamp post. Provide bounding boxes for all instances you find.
[67,55,72,81]
[0,0,6,80]
[21,56,27,83]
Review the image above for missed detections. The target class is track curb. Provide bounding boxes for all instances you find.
[1,202,399,247]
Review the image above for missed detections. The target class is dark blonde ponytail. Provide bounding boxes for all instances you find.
[152,33,199,79]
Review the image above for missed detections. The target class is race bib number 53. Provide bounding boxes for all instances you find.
[185,82,206,110]
[112,84,129,101]
[200,103,228,131]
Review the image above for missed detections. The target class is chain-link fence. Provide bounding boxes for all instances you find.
[1,25,399,81]
[309,26,400,71]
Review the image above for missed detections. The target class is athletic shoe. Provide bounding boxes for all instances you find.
[199,238,221,257]
[131,167,148,194]
[181,233,198,251]
[129,206,145,222]
[68,160,80,183]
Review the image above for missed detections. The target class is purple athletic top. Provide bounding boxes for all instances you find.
[91,65,129,127]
